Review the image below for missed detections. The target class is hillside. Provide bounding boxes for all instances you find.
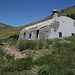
[41,5,75,21]
[0,35,75,75]
[0,23,15,34]
[0,5,75,38]
[0,23,14,28]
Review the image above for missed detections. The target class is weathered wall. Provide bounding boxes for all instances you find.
[39,20,60,39]
[48,16,75,39]
[56,16,75,37]
[19,16,75,40]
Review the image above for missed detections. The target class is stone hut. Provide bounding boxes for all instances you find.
[19,9,75,40]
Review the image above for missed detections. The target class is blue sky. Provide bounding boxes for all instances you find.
[0,0,75,27]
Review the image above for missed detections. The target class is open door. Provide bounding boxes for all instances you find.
[36,30,39,39]
[24,32,26,36]
[29,34,31,39]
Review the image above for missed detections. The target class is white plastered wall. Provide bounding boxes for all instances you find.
[48,16,75,39]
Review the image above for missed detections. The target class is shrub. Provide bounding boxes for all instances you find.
[46,39,53,45]
[0,49,5,57]
[17,40,27,51]
[38,65,50,75]
[34,46,75,75]
[0,37,17,46]
[0,49,6,71]
[2,57,33,72]
[8,39,18,46]
[28,41,37,50]
[61,9,64,13]
[67,13,75,20]
[33,54,53,65]
[9,34,19,39]
[6,54,14,62]
[17,40,53,51]
[0,38,9,42]
[68,71,74,75]
[52,39,73,52]
[0,40,2,43]
[38,40,44,49]
[0,58,6,71]
[17,40,37,51]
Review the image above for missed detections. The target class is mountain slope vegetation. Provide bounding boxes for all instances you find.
[0,35,75,75]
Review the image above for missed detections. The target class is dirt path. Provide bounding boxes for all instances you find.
[3,45,26,59]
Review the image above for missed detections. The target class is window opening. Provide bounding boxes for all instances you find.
[29,34,31,39]
[36,30,39,39]
[24,32,26,36]
[59,32,62,37]
[72,33,74,36]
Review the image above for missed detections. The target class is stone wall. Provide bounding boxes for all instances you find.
[39,21,60,39]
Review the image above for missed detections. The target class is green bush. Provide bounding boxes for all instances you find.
[0,37,17,46]
[6,54,14,62]
[0,58,6,71]
[68,71,74,75]
[46,39,53,45]
[0,38,9,42]
[34,45,75,75]
[67,13,75,20]
[28,41,37,50]
[17,40,37,51]
[8,39,18,46]
[0,49,5,57]
[64,36,75,42]
[17,40,53,51]
[9,34,19,39]
[38,40,44,49]
[17,40,26,50]
[2,57,33,72]
[0,49,6,71]
[38,65,50,75]
[0,40,2,43]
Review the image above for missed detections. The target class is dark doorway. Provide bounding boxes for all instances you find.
[36,30,39,39]
[59,32,62,37]
[29,34,31,39]
[24,32,26,36]
[72,33,74,36]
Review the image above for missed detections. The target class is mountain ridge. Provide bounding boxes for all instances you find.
[0,23,14,28]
